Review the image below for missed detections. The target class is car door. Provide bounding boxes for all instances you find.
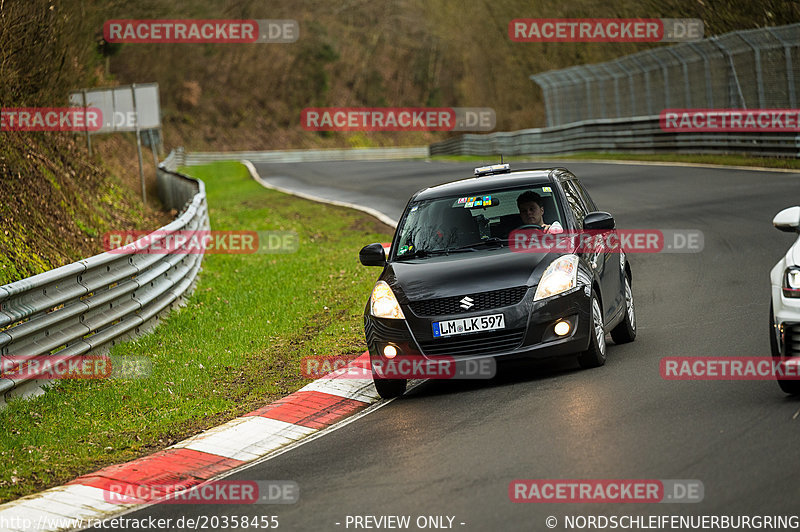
[571,178,624,324]
[561,178,617,324]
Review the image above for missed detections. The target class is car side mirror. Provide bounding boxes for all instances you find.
[773,206,800,233]
[583,211,615,230]
[359,243,387,266]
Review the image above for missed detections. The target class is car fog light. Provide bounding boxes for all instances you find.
[383,345,398,359]
[554,320,571,336]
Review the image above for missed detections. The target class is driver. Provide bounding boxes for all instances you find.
[517,191,563,233]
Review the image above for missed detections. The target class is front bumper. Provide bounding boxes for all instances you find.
[772,284,800,358]
[364,285,592,363]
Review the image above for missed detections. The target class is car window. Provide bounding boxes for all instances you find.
[572,179,598,211]
[562,180,589,226]
[394,185,563,258]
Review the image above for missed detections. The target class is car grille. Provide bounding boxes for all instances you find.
[783,323,800,356]
[408,286,529,317]
[419,328,526,357]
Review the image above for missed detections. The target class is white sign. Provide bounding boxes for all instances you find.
[69,83,161,133]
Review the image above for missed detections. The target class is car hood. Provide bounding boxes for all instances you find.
[383,250,558,302]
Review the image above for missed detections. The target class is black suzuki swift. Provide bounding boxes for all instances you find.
[359,164,636,398]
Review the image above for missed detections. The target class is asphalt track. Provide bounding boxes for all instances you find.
[110,160,800,531]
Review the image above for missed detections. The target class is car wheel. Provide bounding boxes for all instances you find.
[577,292,606,369]
[610,274,636,344]
[770,303,800,395]
[373,377,407,399]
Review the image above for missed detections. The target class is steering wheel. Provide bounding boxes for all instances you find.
[517,224,544,230]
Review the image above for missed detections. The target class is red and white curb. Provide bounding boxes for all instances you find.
[0,163,399,532]
[0,353,393,531]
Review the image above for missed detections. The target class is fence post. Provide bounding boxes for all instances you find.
[710,37,747,108]
[666,47,692,108]
[131,84,147,204]
[629,56,653,115]
[766,28,797,108]
[737,32,765,108]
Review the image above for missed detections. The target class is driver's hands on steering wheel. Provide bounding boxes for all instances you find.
[517,223,547,230]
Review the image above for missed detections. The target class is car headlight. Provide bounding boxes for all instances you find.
[783,267,800,298]
[371,281,406,319]
[534,255,580,301]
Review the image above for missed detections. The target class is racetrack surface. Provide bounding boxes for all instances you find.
[109,160,800,530]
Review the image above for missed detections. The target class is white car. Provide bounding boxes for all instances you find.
[770,206,800,394]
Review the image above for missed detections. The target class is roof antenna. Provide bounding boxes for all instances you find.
[500,154,504,164]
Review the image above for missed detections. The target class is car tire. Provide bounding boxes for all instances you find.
[610,274,636,344]
[373,377,407,399]
[577,291,607,369]
[770,303,800,395]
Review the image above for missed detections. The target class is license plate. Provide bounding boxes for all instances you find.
[432,314,505,338]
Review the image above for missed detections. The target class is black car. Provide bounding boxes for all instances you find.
[359,164,636,398]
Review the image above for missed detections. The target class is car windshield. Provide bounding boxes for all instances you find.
[394,184,563,259]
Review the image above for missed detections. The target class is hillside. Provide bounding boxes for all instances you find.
[103,0,798,150]
[0,0,797,284]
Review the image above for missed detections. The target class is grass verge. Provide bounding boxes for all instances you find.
[0,161,394,503]
[430,152,800,170]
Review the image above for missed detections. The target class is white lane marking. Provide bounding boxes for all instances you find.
[241,160,399,228]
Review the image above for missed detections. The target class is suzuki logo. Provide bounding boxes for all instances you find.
[459,296,474,310]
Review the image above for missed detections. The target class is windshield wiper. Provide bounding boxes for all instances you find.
[446,237,506,252]
[395,249,449,260]
[396,239,504,259]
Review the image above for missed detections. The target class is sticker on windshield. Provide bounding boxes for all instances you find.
[463,195,492,208]
[457,197,467,204]
[410,206,418,212]
[542,186,552,192]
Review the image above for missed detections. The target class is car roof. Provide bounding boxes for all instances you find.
[411,167,573,201]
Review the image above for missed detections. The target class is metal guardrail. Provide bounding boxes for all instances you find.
[0,150,209,404]
[170,146,428,166]
[429,115,800,158]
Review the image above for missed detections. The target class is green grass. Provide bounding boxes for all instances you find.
[431,152,800,170]
[0,161,393,502]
